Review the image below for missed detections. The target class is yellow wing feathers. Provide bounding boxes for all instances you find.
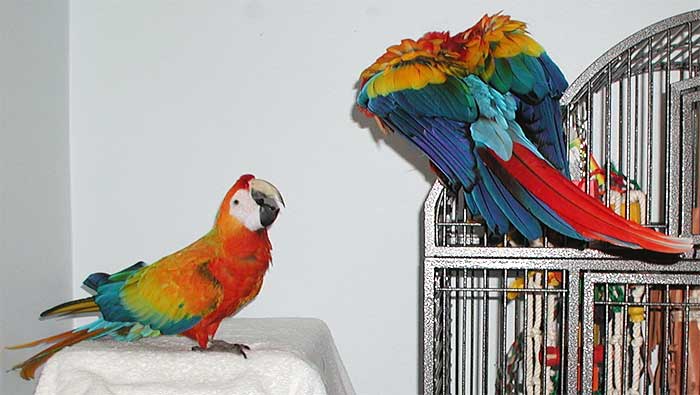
[121,245,223,326]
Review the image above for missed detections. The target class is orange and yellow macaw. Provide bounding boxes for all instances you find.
[9,174,284,379]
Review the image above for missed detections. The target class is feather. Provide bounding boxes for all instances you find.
[478,149,581,239]
[9,328,110,380]
[40,297,99,318]
[470,182,510,234]
[492,144,692,253]
[516,96,568,175]
[475,156,542,239]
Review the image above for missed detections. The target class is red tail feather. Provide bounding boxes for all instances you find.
[489,144,692,254]
[8,328,108,380]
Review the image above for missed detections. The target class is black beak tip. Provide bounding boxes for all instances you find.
[260,206,280,228]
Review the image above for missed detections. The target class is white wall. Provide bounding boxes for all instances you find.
[0,2,71,395]
[68,2,697,394]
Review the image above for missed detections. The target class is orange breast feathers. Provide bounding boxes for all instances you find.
[208,225,273,314]
[182,230,273,347]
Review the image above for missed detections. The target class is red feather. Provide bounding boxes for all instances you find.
[486,144,692,254]
[9,328,109,380]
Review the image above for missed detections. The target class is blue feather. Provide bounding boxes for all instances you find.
[516,96,569,176]
[393,78,477,121]
[95,282,138,323]
[538,53,568,96]
[358,56,578,242]
[470,182,510,234]
[475,156,542,240]
[83,273,109,292]
[83,261,146,292]
[479,150,582,239]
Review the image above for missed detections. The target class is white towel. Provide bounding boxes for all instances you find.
[34,318,354,395]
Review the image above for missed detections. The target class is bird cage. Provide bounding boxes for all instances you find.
[423,10,700,395]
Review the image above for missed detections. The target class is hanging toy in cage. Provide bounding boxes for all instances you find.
[598,285,626,395]
[568,137,606,200]
[589,285,647,395]
[590,285,650,395]
[628,287,646,395]
[496,332,524,394]
[500,271,562,395]
[570,137,659,394]
[647,288,700,395]
[568,137,646,224]
[687,290,700,393]
[568,135,649,256]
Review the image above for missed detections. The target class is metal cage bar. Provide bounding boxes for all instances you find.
[581,272,700,395]
[424,259,700,395]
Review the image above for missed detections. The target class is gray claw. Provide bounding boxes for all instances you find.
[192,340,251,358]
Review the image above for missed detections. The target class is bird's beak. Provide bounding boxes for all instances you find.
[250,179,285,228]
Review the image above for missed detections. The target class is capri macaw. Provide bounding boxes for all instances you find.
[9,174,284,380]
[357,13,692,254]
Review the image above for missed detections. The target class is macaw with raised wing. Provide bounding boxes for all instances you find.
[357,13,691,254]
[9,174,284,379]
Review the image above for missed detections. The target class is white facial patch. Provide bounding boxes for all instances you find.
[228,189,263,231]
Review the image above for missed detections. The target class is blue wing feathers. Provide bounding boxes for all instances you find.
[519,52,569,174]
[410,127,471,187]
[85,261,202,337]
[538,53,568,96]
[396,79,477,121]
[358,57,574,241]
[489,53,568,174]
[475,156,542,239]
[470,183,510,234]
[516,96,569,175]
[479,150,582,239]
[95,282,138,323]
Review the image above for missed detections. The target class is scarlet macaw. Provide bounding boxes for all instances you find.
[357,13,691,253]
[9,174,284,379]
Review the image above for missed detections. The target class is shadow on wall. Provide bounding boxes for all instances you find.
[349,81,435,185]
[349,80,436,394]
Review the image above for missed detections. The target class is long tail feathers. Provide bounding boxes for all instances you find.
[7,297,104,380]
[490,143,693,254]
[7,328,109,380]
[40,297,100,318]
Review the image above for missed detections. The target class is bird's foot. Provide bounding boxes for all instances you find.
[192,340,251,358]
[528,237,554,248]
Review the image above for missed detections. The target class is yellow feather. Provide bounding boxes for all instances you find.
[42,299,99,317]
[503,21,525,31]
[367,63,446,97]
[492,35,523,58]
[482,58,496,81]
[510,33,544,56]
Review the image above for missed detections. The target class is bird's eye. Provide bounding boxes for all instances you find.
[233,199,239,205]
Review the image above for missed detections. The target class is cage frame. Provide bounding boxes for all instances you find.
[672,77,700,239]
[423,186,700,395]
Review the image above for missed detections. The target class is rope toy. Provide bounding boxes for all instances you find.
[628,286,645,395]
